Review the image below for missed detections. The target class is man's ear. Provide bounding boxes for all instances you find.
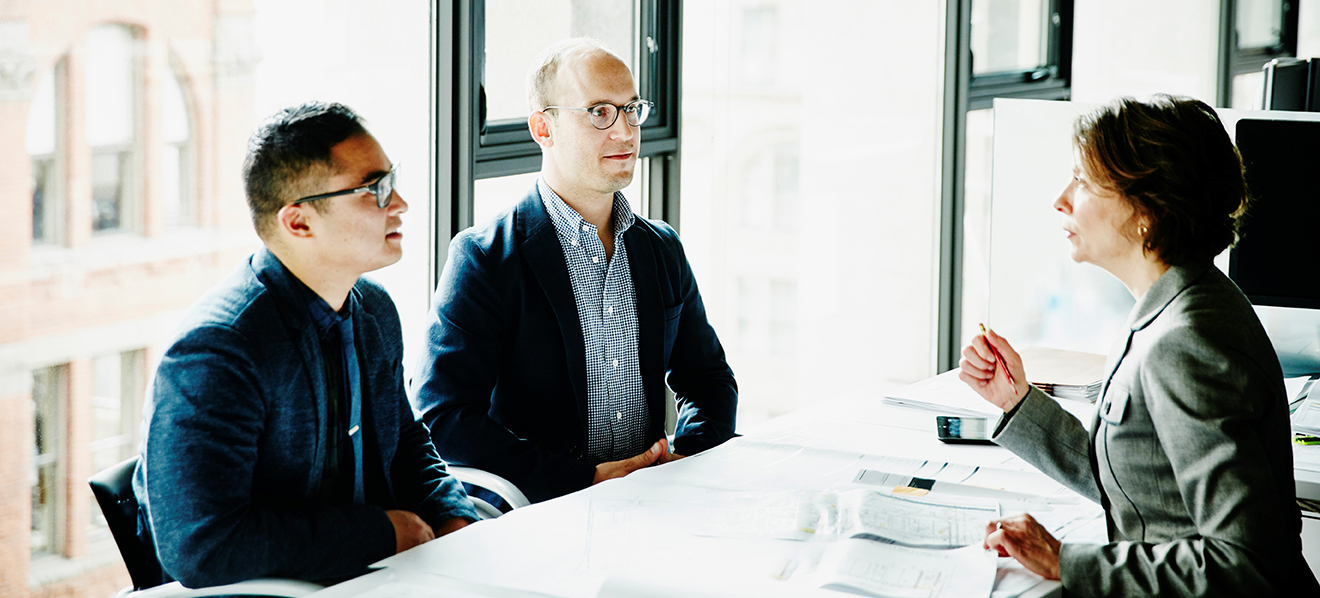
[276,203,314,239]
[529,110,554,149]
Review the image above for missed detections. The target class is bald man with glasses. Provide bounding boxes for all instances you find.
[413,39,738,504]
[133,102,476,589]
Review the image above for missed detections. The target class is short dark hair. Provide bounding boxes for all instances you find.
[1074,95,1250,266]
[242,101,367,239]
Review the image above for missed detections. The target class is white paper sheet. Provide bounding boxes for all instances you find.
[813,542,997,598]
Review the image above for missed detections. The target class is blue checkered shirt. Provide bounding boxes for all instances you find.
[538,178,650,463]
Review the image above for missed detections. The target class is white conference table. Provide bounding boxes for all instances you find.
[309,394,1119,598]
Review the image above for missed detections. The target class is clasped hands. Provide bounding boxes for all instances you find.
[593,437,684,485]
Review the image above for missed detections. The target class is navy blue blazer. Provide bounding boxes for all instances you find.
[133,249,476,587]
[413,187,738,503]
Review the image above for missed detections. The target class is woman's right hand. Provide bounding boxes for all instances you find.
[959,327,1029,412]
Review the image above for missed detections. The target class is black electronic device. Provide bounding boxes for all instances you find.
[1229,118,1320,310]
[1262,58,1320,112]
[935,416,995,445]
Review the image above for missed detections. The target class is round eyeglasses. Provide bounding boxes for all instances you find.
[543,99,654,130]
[293,164,397,209]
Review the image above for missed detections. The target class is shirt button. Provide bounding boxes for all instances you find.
[582,225,590,232]
[612,358,619,368]
[607,306,613,314]
[572,239,578,246]
[592,256,600,264]
[616,411,623,421]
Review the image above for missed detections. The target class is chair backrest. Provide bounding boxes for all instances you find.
[89,455,164,590]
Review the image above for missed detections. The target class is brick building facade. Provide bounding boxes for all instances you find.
[0,2,262,595]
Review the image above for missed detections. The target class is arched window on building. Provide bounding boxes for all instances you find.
[86,24,140,234]
[162,62,194,227]
[26,62,61,244]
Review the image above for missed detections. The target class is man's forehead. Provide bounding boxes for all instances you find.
[556,51,636,102]
[328,133,391,183]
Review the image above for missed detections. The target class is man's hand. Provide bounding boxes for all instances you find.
[592,438,667,485]
[659,449,686,464]
[386,510,435,554]
[435,517,470,537]
[984,513,1062,580]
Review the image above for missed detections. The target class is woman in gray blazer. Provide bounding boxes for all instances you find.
[959,95,1319,596]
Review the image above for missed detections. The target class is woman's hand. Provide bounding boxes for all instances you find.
[985,513,1061,581]
[959,327,1029,412]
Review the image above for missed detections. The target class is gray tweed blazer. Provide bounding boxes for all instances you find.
[995,262,1318,596]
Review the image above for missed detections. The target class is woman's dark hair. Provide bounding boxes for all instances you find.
[1074,95,1250,266]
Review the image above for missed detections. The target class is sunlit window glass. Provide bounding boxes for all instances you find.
[970,0,1050,75]
[89,352,140,535]
[27,66,58,243]
[86,24,137,233]
[31,366,62,556]
[1237,0,1283,49]
[483,1,638,122]
[162,68,193,227]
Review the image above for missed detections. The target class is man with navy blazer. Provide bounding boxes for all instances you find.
[133,102,476,588]
[413,39,737,503]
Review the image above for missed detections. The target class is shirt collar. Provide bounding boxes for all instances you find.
[537,177,637,245]
[268,256,356,339]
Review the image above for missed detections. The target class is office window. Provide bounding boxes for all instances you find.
[960,109,995,348]
[952,0,1072,367]
[31,366,64,556]
[483,1,638,125]
[448,0,677,246]
[736,6,778,87]
[684,1,947,422]
[967,0,1072,109]
[1222,0,1297,108]
[86,24,140,234]
[739,143,799,233]
[89,351,143,535]
[162,66,194,228]
[27,64,60,244]
[971,0,1050,75]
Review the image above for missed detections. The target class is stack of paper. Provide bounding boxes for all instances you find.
[1019,346,1106,403]
[1293,389,1320,437]
[881,370,1001,417]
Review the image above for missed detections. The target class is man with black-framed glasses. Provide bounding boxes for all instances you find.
[414,39,738,503]
[133,102,476,589]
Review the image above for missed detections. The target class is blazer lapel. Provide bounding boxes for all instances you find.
[625,224,665,435]
[252,249,330,495]
[516,191,591,429]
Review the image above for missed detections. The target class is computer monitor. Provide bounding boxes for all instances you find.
[1229,118,1320,310]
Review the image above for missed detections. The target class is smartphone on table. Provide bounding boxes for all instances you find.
[935,416,995,445]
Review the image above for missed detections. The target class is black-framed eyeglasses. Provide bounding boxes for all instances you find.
[292,164,397,209]
[543,99,654,130]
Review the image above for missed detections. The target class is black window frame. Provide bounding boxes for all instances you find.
[939,0,1074,372]
[1218,0,1298,107]
[967,0,1074,111]
[433,0,683,291]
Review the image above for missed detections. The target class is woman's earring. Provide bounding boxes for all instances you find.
[1139,225,1149,237]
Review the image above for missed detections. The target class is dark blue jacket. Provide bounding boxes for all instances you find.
[413,187,737,503]
[133,249,476,587]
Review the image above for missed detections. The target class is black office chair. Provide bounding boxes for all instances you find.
[89,456,319,598]
[88,455,164,591]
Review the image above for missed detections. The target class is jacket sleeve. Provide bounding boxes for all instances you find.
[992,386,1102,504]
[140,325,396,587]
[657,224,738,456]
[413,232,595,503]
[1058,328,1295,596]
